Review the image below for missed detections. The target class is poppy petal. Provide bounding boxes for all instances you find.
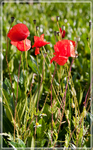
[59,28,66,38]
[32,44,35,48]
[34,36,39,42]
[58,56,68,65]
[35,48,40,55]
[62,30,66,38]
[40,34,44,40]
[60,28,62,33]
[69,41,75,57]
[53,52,57,55]
[11,41,17,47]
[32,34,50,50]
[54,44,60,53]
[70,40,76,47]
[50,55,68,65]
[7,23,30,42]
[11,39,31,51]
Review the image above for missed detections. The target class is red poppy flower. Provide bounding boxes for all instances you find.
[7,23,30,42]
[50,40,75,65]
[11,38,31,51]
[32,34,50,55]
[60,28,66,38]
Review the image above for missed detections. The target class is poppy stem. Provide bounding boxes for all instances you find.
[34,52,44,139]
[35,25,36,36]
[57,21,61,40]
[21,52,24,74]
[14,52,22,141]
[23,40,28,70]
[84,85,90,108]
[51,62,57,145]
[6,33,17,141]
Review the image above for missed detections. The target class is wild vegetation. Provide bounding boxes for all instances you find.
[1,2,91,149]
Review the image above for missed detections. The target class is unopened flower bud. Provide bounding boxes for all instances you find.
[86,37,89,41]
[76,37,80,42]
[33,19,36,24]
[11,17,15,23]
[61,25,65,30]
[36,26,39,31]
[54,31,57,36]
[57,31,59,36]
[89,20,92,28]
[56,16,60,21]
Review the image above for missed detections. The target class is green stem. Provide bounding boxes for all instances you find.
[23,40,28,70]
[14,52,22,141]
[35,52,44,138]
[51,62,57,145]
[57,21,61,40]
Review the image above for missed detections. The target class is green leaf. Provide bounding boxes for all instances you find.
[31,136,35,148]
[3,89,13,122]
[79,87,83,105]
[13,81,21,102]
[28,55,38,73]
[9,139,26,148]
[17,98,27,121]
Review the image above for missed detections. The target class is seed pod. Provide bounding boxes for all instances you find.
[76,37,80,42]
[57,31,60,36]
[61,25,65,30]
[56,16,60,21]
[33,19,36,24]
[86,37,89,41]
[11,17,15,23]
[89,20,92,28]
[54,31,57,36]
[36,26,39,31]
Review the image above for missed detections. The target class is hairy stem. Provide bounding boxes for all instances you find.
[6,35,16,141]
[84,85,90,108]
[34,52,44,139]
[14,53,22,141]
[51,62,57,145]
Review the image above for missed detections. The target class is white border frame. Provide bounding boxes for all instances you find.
[0,0,92,149]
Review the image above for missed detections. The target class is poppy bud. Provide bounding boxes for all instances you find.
[89,20,91,28]
[76,37,80,42]
[61,25,65,30]
[57,31,59,36]
[56,16,60,21]
[33,19,36,24]
[11,17,15,23]
[86,37,89,41]
[54,31,57,36]
[36,26,39,31]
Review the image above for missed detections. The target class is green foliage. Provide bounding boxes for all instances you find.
[2,1,91,149]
